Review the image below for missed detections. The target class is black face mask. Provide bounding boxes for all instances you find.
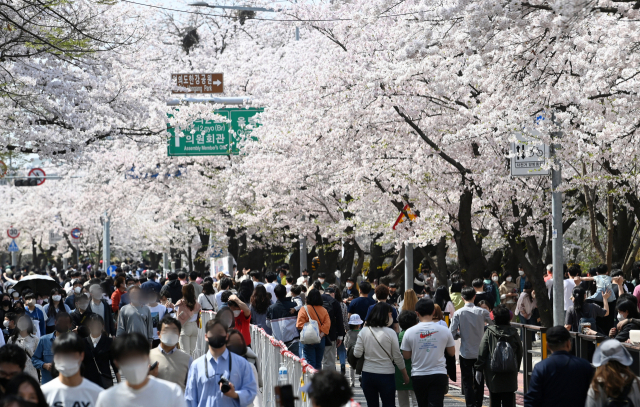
[2,300,10,307]
[227,343,247,356]
[207,335,227,349]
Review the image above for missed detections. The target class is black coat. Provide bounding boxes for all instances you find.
[165,280,183,302]
[71,309,94,338]
[82,335,117,389]
[321,293,346,343]
[89,299,116,337]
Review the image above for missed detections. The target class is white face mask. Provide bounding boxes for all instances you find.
[119,359,149,385]
[233,310,241,317]
[54,357,81,377]
[160,332,179,347]
[518,270,525,276]
[506,277,513,282]
[618,313,626,321]
[52,295,61,302]
[318,279,325,284]
[3,320,9,328]
[386,317,393,327]
[492,276,499,282]
[74,287,82,294]
[346,282,353,288]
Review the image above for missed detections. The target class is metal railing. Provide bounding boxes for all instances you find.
[511,323,548,393]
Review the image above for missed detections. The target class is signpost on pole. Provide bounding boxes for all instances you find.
[171,73,223,94]
[102,212,110,277]
[27,168,46,186]
[71,228,81,267]
[405,243,413,292]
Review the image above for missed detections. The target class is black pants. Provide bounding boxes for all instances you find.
[489,392,514,407]
[412,374,448,407]
[459,356,484,407]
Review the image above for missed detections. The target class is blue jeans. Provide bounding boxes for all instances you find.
[301,337,325,370]
[361,372,396,407]
[337,343,346,366]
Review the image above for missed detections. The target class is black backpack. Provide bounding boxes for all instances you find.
[606,382,635,407]
[490,337,518,373]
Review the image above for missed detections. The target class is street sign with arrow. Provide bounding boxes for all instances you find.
[171,73,223,94]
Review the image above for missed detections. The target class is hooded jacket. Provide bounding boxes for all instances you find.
[474,324,523,393]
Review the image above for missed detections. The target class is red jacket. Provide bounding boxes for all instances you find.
[111,288,124,312]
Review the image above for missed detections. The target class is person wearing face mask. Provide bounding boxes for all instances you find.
[499,273,518,317]
[607,300,640,342]
[149,316,192,391]
[32,312,72,384]
[0,294,15,325]
[22,293,45,339]
[96,333,185,407]
[316,273,329,290]
[41,332,103,406]
[487,271,501,307]
[3,312,16,344]
[43,288,72,335]
[515,265,527,294]
[88,284,115,337]
[226,328,262,395]
[225,293,252,348]
[342,277,358,305]
[82,314,119,389]
[7,317,38,380]
[184,320,257,407]
[70,294,94,338]
[116,286,153,345]
[65,280,85,310]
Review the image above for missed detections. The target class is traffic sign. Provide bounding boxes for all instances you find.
[70,228,82,239]
[167,108,263,157]
[510,130,550,177]
[8,240,19,252]
[0,161,6,178]
[393,205,418,230]
[107,265,117,277]
[7,227,19,239]
[28,168,46,185]
[171,73,223,94]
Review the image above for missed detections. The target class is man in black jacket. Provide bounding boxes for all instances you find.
[266,285,300,356]
[321,286,345,372]
[88,284,115,336]
[164,272,183,302]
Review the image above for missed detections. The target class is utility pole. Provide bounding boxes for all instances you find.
[551,116,564,326]
[405,243,413,292]
[102,212,110,275]
[163,253,170,277]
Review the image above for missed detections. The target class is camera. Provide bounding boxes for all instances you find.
[219,377,231,393]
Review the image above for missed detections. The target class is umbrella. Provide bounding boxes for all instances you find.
[13,275,61,296]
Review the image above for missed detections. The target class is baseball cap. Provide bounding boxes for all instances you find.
[348,314,363,325]
[325,286,336,294]
[546,326,571,344]
[593,339,633,367]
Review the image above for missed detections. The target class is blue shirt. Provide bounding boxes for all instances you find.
[185,349,258,407]
[141,279,163,294]
[348,297,376,322]
[24,306,46,336]
[364,302,398,324]
[524,351,594,407]
[42,303,72,326]
[32,332,56,384]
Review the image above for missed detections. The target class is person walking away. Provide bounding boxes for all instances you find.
[82,314,119,389]
[347,282,376,322]
[474,305,522,407]
[565,286,609,334]
[586,339,640,407]
[344,314,362,387]
[354,303,409,407]
[296,289,330,370]
[434,286,456,319]
[175,284,201,357]
[116,286,153,345]
[396,310,418,407]
[266,285,300,356]
[365,284,399,332]
[249,285,272,335]
[88,284,115,337]
[165,272,184,303]
[401,299,456,407]
[43,288,71,334]
[399,289,418,313]
[304,370,354,407]
[321,286,345,371]
[188,272,203,298]
[96,333,186,407]
[450,287,493,407]
[334,286,349,375]
[450,280,466,311]
[146,289,168,348]
[41,332,103,407]
[197,282,216,312]
[498,275,518,317]
[32,312,72,385]
[7,317,39,380]
[184,320,257,407]
[215,278,233,311]
[225,293,252,347]
[150,316,192,392]
[524,326,594,407]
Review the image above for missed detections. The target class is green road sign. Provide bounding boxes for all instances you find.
[167,108,263,157]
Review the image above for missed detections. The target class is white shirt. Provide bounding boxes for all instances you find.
[96,376,186,407]
[285,284,292,294]
[91,335,101,347]
[197,293,216,311]
[265,282,277,304]
[42,378,103,407]
[148,304,168,340]
[401,321,455,376]
[564,279,576,311]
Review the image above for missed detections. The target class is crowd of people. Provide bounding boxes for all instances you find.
[1,260,640,407]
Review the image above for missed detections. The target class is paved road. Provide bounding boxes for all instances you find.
[351,383,486,407]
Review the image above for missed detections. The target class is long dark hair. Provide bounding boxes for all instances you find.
[47,288,66,318]
[617,300,640,319]
[238,280,254,304]
[306,289,323,306]
[434,286,452,310]
[250,285,271,314]
[202,281,215,295]
[573,286,586,314]
[6,374,48,407]
[366,302,392,328]
[182,284,196,311]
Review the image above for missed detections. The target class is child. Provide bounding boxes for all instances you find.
[576,264,616,303]
[289,285,304,315]
[344,314,362,387]
[396,310,418,407]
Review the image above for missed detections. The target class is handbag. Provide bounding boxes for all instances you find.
[347,344,365,374]
[300,305,323,344]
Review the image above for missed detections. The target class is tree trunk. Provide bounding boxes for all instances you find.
[606,183,614,271]
[583,164,606,263]
[193,228,210,275]
[452,190,488,283]
[289,240,301,279]
[368,234,384,282]
[148,251,161,270]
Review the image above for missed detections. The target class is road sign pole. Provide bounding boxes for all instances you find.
[62,257,68,270]
[405,243,413,292]
[103,212,110,274]
[163,253,170,277]
[551,118,565,326]
[11,251,17,267]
